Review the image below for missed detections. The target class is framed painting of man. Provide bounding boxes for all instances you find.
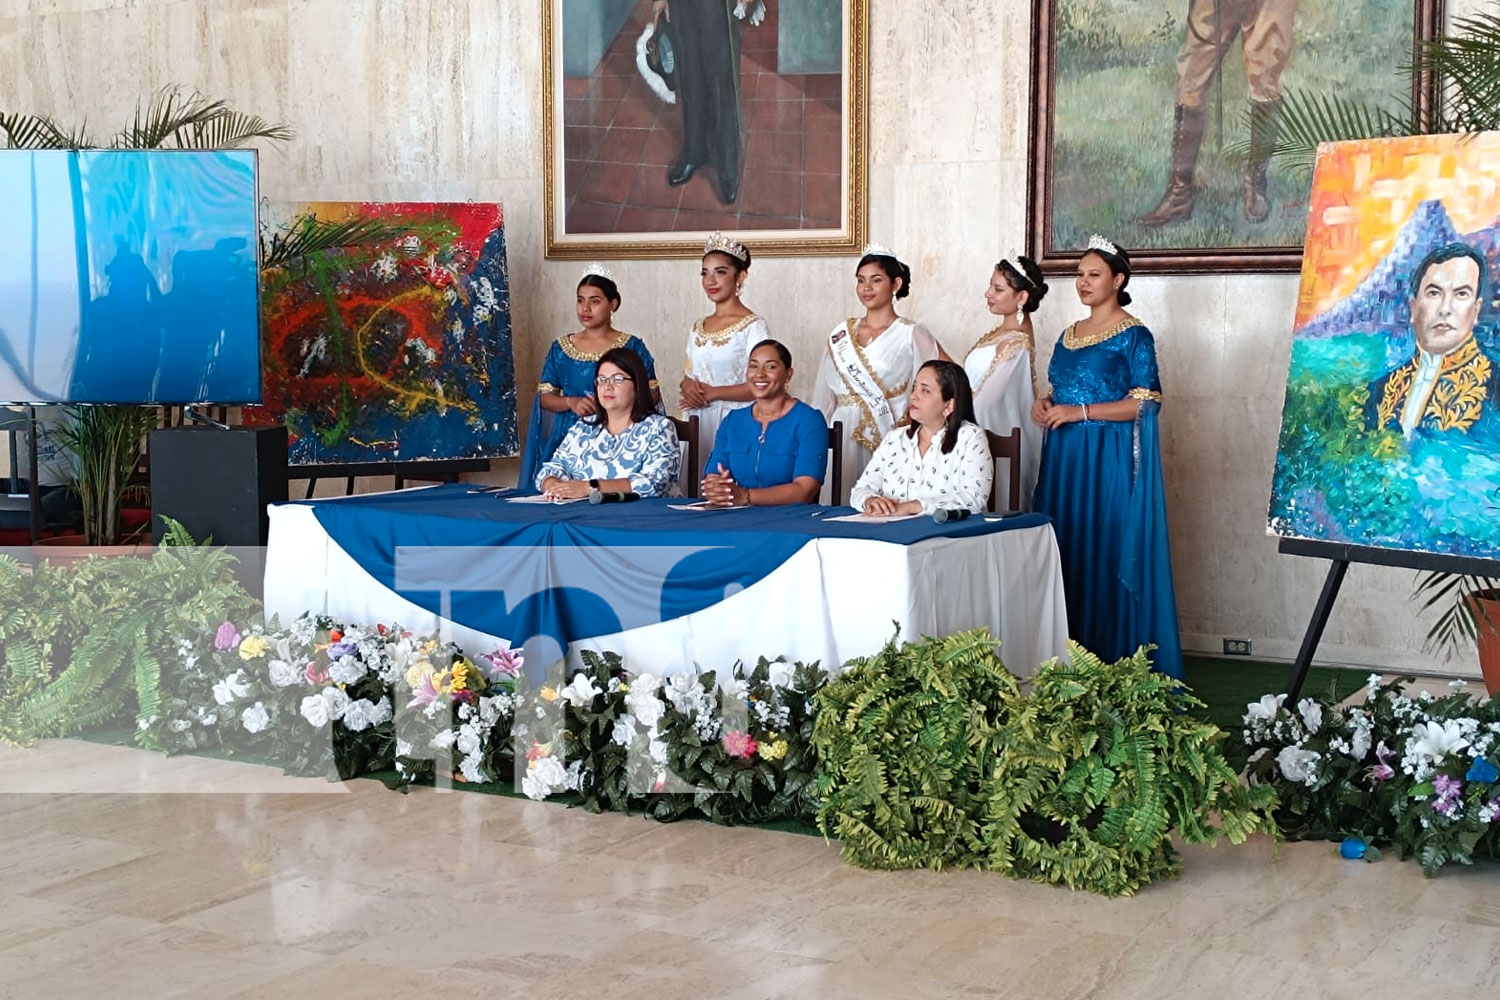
[1026,0,1443,274]
[1268,132,1500,563]
[543,0,868,258]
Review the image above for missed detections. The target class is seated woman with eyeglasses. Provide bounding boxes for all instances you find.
[699,339,828,507]
[536,347,680,499]
[849,360,992,517]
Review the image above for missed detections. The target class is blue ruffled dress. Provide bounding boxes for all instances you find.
[518,332,660,490]
[1032,317,1183,678]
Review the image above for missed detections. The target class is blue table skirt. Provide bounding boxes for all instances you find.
[291,485,1050,652]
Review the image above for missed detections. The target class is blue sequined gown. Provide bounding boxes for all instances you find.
[518,332,660,490]
[1032,317,1183,677]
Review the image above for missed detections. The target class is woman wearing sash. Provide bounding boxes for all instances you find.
[1031,236,1182,678]
[811,245,949,502]
[679,233,767,463]
[519,265,661,490]
[964,255,1047,511]
[850,360,992,517]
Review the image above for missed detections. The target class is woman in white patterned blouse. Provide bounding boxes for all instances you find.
[537,347,681,499]
[849,360,992,516]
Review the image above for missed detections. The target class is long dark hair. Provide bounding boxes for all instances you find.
[858,251,913,300]
[906,360,975,454]
[590,347,655,426]
[1083,243,1132,307]
[996,256,1049,313]
[578,273,621,309]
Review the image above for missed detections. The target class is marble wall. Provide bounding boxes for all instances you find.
[0,0,1485,674]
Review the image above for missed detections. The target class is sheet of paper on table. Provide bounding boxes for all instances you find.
[668,502,750,511]
[823,512,922,524]
[506,495,586,505]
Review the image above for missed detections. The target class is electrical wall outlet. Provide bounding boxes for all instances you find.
[1223,638,1252,656]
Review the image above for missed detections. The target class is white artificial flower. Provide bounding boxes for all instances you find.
[195,707,218,726]
[368,697,393,726]
[457,702,474,722]
[299,694,331,728]
[267,659,300,688]
[766,659,795,691]
[718,675,749,702]
[459,756,485,784]
[625,674,664,728]
[1244,693,1286,724]
[607,676,622,693]
[240,702,271,734]
[665,672,700,708]
[648,737,668,765]
[169,719,193,733]
[455,723,482,757]
[523,756,568,800]
[1276,746,1321,786]
[612,714,637,747]
[430,729,457,751]
[1296,698,1323,734]
[564,759,583,791]
[212,669,252,706]
[560,672,602,708]
[322,687,351,721]
[1451,679,1470,691]
[342,699,374,732]
[1407,720,1470,770]
[396,738,413,757]
[328,655,367,686]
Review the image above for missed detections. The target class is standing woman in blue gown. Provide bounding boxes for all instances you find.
[1031,236,1182,678]
[518,265,661,489]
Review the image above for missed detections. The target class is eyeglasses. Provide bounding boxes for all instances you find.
[595,375,631,387]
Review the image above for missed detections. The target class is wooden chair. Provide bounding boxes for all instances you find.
[986,427,1022,514]
[827,420,844,505]
[669,414,701,499]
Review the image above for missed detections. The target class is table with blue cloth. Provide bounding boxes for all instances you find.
[264,484,1070,677]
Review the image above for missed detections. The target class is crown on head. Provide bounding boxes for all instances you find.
[582,262,615,283]
[998,251,1035,287]
[861,242,897,259]
[1086,234,1119,257]
[703,232,749,263]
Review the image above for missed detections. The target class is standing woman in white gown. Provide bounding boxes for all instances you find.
[811,244,949,502]
[679,232,767,464]
[964,255,1048,511]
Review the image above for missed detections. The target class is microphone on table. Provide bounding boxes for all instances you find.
[933,508,971,524]
[589,488,641,505]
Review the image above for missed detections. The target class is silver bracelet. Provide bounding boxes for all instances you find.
[1082,403,1090,421]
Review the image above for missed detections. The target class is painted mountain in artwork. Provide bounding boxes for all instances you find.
[1297,198,1500,352]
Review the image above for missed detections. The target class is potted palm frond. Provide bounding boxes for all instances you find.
[2,89,407,547]
[1256,14,1500,690]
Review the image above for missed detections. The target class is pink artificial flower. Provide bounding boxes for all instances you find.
[480,647,524,680]
[214,621,241,651]
[411,673,441,708]
[723,730,758,759]
[1368,741,1395,785]
[1433,773,1464,817]
[304,661,330,685]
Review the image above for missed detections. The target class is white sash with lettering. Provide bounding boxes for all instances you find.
[829,319,897,445]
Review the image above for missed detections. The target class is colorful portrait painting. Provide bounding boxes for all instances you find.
[243,202,519,466]
[543,0,867,257]
[1268,132,1500,562]
[1027,0,1438,273]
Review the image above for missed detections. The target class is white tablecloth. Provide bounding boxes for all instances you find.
[264,503,1069,677]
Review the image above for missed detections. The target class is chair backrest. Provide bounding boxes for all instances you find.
[826,420,844,505]
[985,427,1022,514]
[669,414,700,499]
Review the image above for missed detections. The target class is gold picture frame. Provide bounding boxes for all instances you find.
[543,0,867,258]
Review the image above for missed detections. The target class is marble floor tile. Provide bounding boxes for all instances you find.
[5,738,1500,1000]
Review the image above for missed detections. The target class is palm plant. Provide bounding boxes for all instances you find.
[1248,15,1500,662]
[1,89,405,545]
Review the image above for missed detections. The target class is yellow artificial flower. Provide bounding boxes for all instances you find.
[757,739,788,762]
[238,635,271,660]
[405,660,435,689]
[449,662,471,693]
[432,670,453,695]
[539,686,559,702]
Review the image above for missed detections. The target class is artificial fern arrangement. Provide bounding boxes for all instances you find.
[813,629,1021,870]
[980,644,1279,897]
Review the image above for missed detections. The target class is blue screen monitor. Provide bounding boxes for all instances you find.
[0,148,261,404]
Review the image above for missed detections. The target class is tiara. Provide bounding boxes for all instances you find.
[862,242,897,259]
[1086,234,1119,256]
[998,251,1035,285]
[703,232,749,263]
[582,262,615,282]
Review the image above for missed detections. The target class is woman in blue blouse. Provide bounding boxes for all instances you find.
[1031,236,1182,678]
[700,340,828,506]
[537,347,679,499]
[518,266,661,489]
